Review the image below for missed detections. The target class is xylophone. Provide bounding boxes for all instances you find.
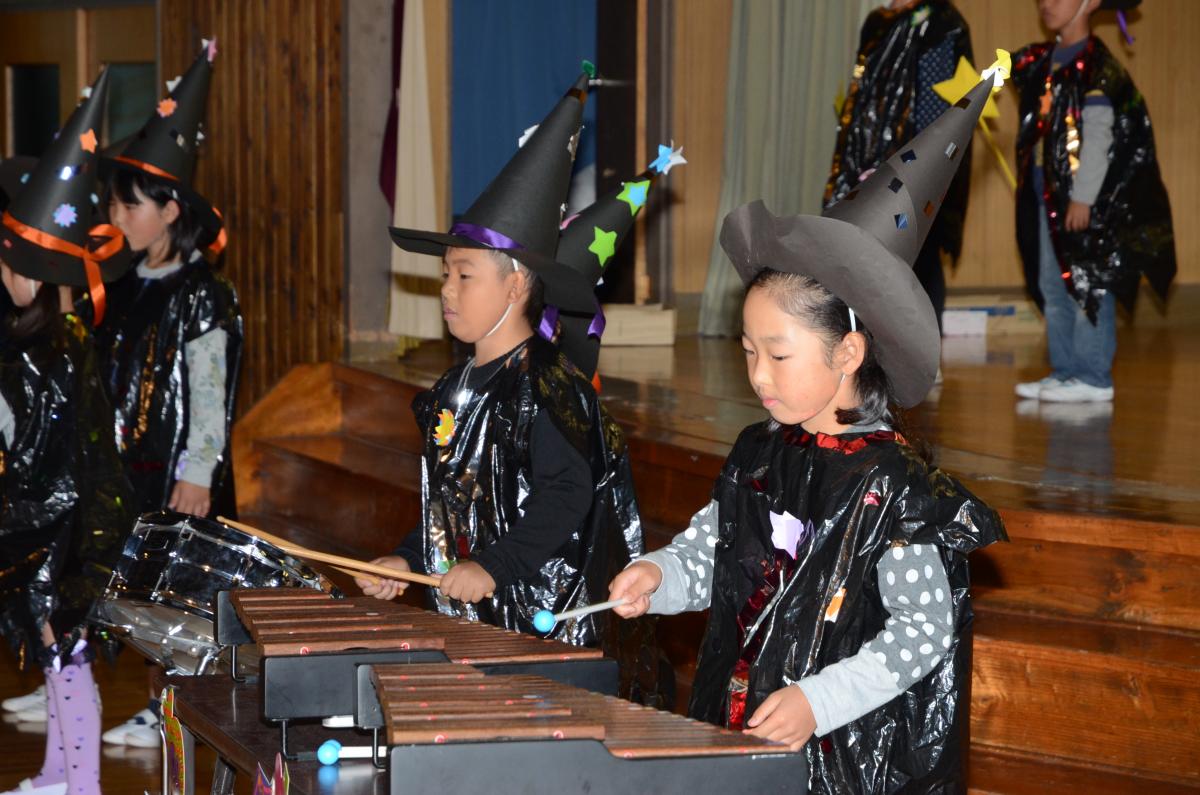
[213,589,618,757]
[362,662,807,793]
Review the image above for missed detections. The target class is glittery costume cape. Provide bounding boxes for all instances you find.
[412,335,663,704]
[825,0,973,264]
[689,424,1005,794]
[99,258,242,518]
[1012,37,1176,320]
[0,313,135,669]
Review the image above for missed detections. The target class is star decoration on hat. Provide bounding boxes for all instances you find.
[79,128,97,153]
[616,180,650,215]
[588,226,618,267]
[203,37,218,63]
[518,124,539,148]
[158,97,178,118]
[933,56,999,120]
[52,203,78,228]
[166,75,182,93]
[649,142,687,175]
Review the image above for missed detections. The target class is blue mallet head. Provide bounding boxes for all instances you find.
[317,739,342,766]
[532,609,555,633]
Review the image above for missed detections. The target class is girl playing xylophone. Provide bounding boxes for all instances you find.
[0,70,136,795]
[609,62,1010,793]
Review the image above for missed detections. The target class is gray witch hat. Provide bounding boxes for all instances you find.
[720,70,1003,407]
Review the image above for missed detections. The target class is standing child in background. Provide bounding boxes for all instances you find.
[828,0,974,338]
[610,66,1008,793]
[359,68,663,705]
[0,71,135,795]
[98,39,242,750]
[1012,0,1175,403]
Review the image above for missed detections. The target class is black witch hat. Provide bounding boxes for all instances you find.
[721,58,1008,407]
[106,38,222,245]
[552,142,686,379]
[0,68,132,318]
[389,68,595,313]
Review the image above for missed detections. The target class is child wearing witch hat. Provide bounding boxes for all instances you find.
[99,38,241,521]
[0,68,136,795]
[96,38,242,749]
[358,66,662,704]
[1012,0,1174,404]
[609,60,1011,792]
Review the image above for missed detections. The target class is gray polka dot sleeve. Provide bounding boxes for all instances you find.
[637,500,719,614]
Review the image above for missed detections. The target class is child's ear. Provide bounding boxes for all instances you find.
[837,331,867,373]
[162,199,182,225]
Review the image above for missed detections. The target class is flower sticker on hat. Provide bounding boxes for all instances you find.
[53,203,78,228]
[157,97,178,118]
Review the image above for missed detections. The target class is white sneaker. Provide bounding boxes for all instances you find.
[16,682,101,723]
[2,685,46,713]
[3,779,67,794]
[1014,375,1067,399]
[1040,380,1113,403]
[123,723,161,748]
[101,707,158,745]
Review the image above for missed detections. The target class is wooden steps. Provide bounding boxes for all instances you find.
[232,361,1200,792]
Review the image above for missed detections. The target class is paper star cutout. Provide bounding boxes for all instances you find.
[981,49,1012,90]
[933,56,998,120]
[616,180,650,215]
[166,75,182,93]
[588,226,617,267]
[203,37,218,63]
[768,510,812,560]
[52,203,78,228]
[518,124,539,148]
[79,128,97,153]
[649,142,687,175]
[158,97,178,118]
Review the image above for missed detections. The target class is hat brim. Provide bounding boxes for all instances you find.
[104,158,224,243]
[389,225,597,314]
[721,201,940,408]
[0,223,133,287]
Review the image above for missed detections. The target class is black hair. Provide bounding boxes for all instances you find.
[747,269,895,428]
[107,168,210,266]
[5,275,64,340]
[487,250,545,332]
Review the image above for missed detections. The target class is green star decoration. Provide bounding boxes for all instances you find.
[588,226,618,267]
[616,180,650,215]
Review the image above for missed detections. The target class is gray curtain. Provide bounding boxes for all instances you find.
[699,0,877,336]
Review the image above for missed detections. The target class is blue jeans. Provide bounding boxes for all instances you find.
[1036,207,1116,388]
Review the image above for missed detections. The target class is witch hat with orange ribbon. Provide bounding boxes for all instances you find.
[0,67,132,323]
[105,37,223,251]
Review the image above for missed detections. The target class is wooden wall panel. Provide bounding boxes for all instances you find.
[160,0,345,414]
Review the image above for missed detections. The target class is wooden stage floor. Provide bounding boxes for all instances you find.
[2,321,1195,793]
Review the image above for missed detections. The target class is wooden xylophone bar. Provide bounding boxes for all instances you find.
[368,663,807,794]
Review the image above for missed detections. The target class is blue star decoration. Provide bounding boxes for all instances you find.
[617,180,650,215]
[649,142,687,175]
[588,226,618,267]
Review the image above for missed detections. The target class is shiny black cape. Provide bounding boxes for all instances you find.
[689,424,1005,794]
[1013,37,1176,320]
[826,0,973,263]
[0,314,135,669]
[99,260,242,518]
[412,335,662,704]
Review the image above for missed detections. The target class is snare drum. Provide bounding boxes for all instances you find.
[94,512,335,674]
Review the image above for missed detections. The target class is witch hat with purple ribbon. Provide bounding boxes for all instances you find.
[389,66,596,313]
[720,62,1007,408]
[104,38,222,243]
[550,142,685,379]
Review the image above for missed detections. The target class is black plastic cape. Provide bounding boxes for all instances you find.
[826,0,973,263]
[1012,37,1176,321]
[412,335,663,704]
[99,258,242,518]
[0,313,135,669]
[689,424,1005,794]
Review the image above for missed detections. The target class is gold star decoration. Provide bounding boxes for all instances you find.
[933,56,1000,120]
